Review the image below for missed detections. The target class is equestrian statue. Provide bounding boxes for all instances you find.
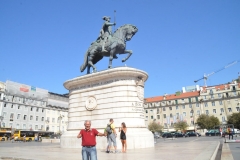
[80,16,138,74]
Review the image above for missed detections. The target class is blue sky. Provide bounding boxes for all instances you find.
[0,0,239,98]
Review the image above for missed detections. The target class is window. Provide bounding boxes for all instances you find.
[237,107,240,112]
[4,103,6,107]
[218,93,222,98]
[35,125,38,130]
[210,89,213,95]
[233,86,236,91]
[157,108,159,114]
[30,115,33,120]
[183,112,186,116]
[41,117,44,121]
[9,123,13,127]
[42,109,44,113]
[29,124,32,130]
[23,115,27,120]
[176,106,179,110]
[189,104,192,108]
[52,118,55,123]
[145,110,148,113]
[46,125,49,131]
[41,125,43,130]
[150,110,153,113]
[182,99,185,103]
[11,104,13,108]
[16,124,20,129]
[233,91,237,96]
[175,100,178,104]
[219,101,223,105]
[196,103,199,107]
[23,124,26,129]
[145,116,148,119]
[213,109,216,114]
[228,108,232,112]
[10,113,14,120]
[3,112,6,117]
[18,105,20,109]
[188,98,191,103]
[204,102,208,107]
[36,116,38,121]
[197,110,200,115]
[211,95,214,99]
[212,101,215,106]
[206,110,209,115]
[204,96,207,100]
[36,108,39,112]
[169,107,172,110]
[163,107,166,111]
[222,116,225,122]
[17,114,20,119]
[220,108,224,113]
[176,113,179,118]
[227,101,230,104]
[157,115,160,119]
[164,123,167,128]
[226,93,229,97]
[195,97,198,102]
[170,113,173,118]
[31,107,33,111]
[182,105,185,109]
[163,114,166,118]
[2,122,5,127]
[151,116,153,119]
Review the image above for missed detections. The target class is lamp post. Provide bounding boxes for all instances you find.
[58,114,64,135]
[0,116,3,129]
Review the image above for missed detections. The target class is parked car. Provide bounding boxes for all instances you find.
[162,132,173,138]
[205,130,220,136]
[185,132,201,137]
[172,132,185,138]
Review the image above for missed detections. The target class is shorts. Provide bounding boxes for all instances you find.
[107,133,117,147]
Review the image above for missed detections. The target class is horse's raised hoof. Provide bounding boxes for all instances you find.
[113,55,118,59]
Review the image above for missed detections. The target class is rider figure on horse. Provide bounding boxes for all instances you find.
[98,16,116,52]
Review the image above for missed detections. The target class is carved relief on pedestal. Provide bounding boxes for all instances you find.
[85,96,97,111]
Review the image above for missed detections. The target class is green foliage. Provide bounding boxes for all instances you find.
[148,121,164,133]
[196,114,220,129]
[174,121,188,132]
[227,112,240,129]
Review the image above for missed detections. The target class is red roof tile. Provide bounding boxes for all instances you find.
[145,91,200,103]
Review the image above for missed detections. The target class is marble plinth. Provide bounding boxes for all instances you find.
[61,67,154,149]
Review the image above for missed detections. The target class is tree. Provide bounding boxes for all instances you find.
[196,114,220,130]
[227,112,240,129]
[148,121,163,133]
[174,121,188,132]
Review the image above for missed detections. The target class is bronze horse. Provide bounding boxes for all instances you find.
[80,24,138,74]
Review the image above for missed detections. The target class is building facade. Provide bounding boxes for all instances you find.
[45,92,68,134]
[144,80,240,131]
[0,80,69,134]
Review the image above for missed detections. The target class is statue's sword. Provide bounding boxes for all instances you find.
[114,10,116,32]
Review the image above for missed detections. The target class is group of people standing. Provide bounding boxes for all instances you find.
[77,118,127,160]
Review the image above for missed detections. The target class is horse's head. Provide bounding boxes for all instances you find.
[114,24,138,42]
[124,25,138,41]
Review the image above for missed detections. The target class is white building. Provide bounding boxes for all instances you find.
[0,80,69,134]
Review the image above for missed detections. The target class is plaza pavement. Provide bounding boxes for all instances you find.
[0,136,238,160]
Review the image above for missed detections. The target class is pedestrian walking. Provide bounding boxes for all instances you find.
[228,126,233,140]
[219,128,222,138]
[106,118,118,153]
[77,120,105,160]
[119,122,127,153]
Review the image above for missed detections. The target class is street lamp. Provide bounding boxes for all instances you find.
[58,114,64,135]
[0,116,4,129]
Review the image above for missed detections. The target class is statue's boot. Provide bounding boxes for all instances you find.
[102,42,108,53]
[113,55,118,59]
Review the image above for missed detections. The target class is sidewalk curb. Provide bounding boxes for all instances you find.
[210,141,220,160]
[221,143,234,160]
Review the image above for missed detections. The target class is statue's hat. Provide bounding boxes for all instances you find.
[102,16,110,20]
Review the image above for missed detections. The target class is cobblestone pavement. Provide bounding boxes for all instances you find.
[0,137,220,160]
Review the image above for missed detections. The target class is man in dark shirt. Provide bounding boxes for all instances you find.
[77,120,105,160]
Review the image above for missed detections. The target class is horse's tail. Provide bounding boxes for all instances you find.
[80,50,89,72]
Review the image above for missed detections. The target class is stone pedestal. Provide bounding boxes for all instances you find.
[61,67,154,149]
